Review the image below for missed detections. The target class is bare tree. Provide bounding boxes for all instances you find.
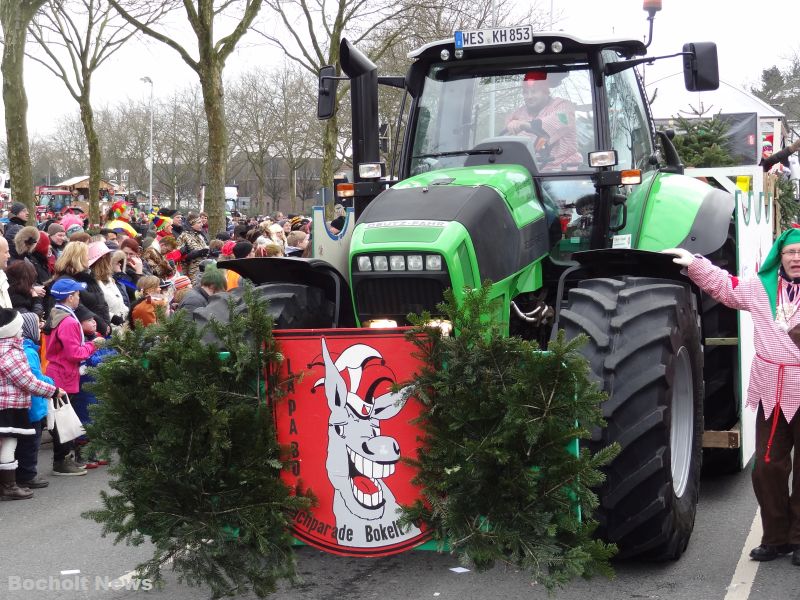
[227,67,275,218]
[296,159,319,213]
[263,156,284,214]
[270,64,321,213]
[48,112,89,177]
[0,0,48,217]
[108,0,264,235]
[27,0,155,224]
[256,0,434,190]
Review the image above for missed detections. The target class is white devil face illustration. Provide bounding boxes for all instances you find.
[317,339,409,521]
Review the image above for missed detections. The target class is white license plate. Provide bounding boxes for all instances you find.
[454,26,533,49]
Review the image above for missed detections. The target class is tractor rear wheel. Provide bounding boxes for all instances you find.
[560,276,703,559]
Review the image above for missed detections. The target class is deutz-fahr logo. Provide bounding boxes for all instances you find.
[274,329,430,557]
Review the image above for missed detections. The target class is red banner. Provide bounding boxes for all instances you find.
[274,328,431,557]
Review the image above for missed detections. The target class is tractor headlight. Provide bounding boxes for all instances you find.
[425,255,442,271]
[356,256,372,271]
[372,255,389,271]
[389,255,406,271]
[407,255,424,271]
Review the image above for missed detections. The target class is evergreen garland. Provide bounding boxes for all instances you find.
[82,286,309,598]
[775,175,798,231]
[402,284,619,590]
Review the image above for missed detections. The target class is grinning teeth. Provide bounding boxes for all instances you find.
[348,447,397,480]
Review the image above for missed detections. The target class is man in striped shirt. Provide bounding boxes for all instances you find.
[505,71,581,171]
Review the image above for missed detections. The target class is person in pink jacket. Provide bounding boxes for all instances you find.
[45,277,100,476]
[0,308,63,499]
[665,229,800,566]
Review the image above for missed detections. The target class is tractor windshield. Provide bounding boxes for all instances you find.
[410,65,595,176]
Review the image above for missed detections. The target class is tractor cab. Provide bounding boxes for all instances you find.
[399,31,709,260]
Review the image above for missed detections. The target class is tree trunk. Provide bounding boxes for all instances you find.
[0,2,44,223]
[288,159,297,214]
[198,61,227,236]
[79,93,102,227]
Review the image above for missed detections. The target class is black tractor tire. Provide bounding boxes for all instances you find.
[560,276,704,560]
[192,283,335,344]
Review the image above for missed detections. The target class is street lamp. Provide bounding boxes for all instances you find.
[140,76,154,213]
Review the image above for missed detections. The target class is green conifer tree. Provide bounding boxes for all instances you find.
[83,287,308,598]
[671,113,737,168]
[402,284,618,591]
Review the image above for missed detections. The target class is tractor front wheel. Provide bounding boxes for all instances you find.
[560,276,703,559]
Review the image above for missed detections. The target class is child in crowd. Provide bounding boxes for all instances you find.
[14,313,54,489]
[129,275,172,329]
[71,305,115,468]
[0,308,62,499]
[45,278,101,476]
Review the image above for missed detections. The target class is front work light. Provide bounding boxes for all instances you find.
[389,255,406,271]
[357,256,372,271]
[425,255,442,271]
[372,256,389,271]
[367,319,398,328]
[407,255,424,271]
[358,163,383,179]
[588,150,618,168]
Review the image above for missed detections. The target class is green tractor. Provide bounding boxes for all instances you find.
[216,3,744,561]
[309,4,743,560]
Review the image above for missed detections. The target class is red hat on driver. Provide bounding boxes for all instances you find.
[523,70,547,82]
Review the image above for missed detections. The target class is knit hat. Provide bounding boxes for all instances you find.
[14,226,39,256]
[172,275,192,291]
[74,304,96,322]
[47,223,65,236]
[51,277,87,300]
[758,228,800,318]
[330,216,345,231]
[65,224,84,239]
[9,202,26,216]
[221,240,236,257]
[87,241,112,266]
[60,213,84,230]
[34,229,51,257]
[20,312,39,342]
[290,216,310,231]
[232,241,253,259]
[0,308,23,338]
[109,200,128,221]
[153,215,172,232]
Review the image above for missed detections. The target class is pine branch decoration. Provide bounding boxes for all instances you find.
[402,283,619,591]
[83,285,308,599]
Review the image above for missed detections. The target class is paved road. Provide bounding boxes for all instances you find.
[2,443,799,600]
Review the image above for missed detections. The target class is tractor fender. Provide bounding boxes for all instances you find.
[634,173,735,256]
[222,257,357,328]
[550,249,696,331]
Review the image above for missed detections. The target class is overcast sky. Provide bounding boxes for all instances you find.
[21,0,800,137]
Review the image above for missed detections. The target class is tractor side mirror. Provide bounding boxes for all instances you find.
[317,65,338,120]
[683,42,719,92]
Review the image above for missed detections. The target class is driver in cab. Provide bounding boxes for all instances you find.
[505,70,581,170]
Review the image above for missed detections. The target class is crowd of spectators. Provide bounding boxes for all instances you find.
[0,199,329,497]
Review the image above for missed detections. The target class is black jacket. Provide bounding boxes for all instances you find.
[4,216,27,258]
